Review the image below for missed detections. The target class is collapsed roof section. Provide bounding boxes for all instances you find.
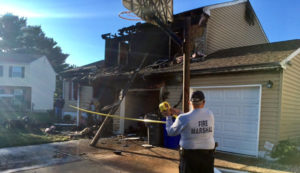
[95,0,268,81]
[60,60,104,82]
[94,39,300,80]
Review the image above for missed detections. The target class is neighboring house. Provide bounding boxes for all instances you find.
[0,53,56,111]
[60,60,104,123]
[91,0,300,157]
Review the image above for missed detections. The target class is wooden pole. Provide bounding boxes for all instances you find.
[90,54,148,146]
[183,17,191,113]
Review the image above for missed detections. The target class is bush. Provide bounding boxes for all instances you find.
[0,111,56,128]
[30,112,53,121]
[63,114,72,123]
[271,140,300,164]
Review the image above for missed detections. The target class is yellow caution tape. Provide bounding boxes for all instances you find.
[70,105,168,124]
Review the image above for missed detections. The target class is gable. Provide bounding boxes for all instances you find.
[206,1,268,54]
[30,56,56,75]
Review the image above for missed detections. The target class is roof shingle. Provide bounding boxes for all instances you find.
[0,53,42,63]
[142,39,300,75]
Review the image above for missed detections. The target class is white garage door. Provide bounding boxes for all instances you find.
[191,86,261,156]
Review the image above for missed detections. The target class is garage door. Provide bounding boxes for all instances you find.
[191,86,261,156]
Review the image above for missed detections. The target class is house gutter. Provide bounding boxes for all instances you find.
[190,64,281,76]
[142,62,281,76]
[203,0,247,16]
[280,48,300,69]
[93,62,282,80]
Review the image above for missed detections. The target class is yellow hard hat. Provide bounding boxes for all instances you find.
[159,101,171,112]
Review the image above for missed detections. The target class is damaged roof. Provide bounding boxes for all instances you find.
[61,60,104,80]
[142,39,300,75]
[94,39,300,79]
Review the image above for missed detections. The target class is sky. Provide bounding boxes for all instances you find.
[0,0,299,66]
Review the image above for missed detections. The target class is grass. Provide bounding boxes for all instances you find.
[0,111,70,148]
[0,127,70,148]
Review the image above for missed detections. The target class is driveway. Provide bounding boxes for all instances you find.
[0,138,293,173]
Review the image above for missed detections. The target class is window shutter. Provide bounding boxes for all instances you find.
[9,66,12,77]
[21,67,25,78]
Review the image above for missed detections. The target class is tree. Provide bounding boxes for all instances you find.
[0,14,69,72]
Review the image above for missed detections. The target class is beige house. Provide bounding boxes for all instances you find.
[95,0,270,154]
[0,53,56,111]
[105,40,300,157]
[137,40,300,157]
[92,1,300,157]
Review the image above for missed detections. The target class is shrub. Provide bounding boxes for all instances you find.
[271,140,300,164]
[0,111,56,128]
[30,112,55,123]
[63,114,72,123]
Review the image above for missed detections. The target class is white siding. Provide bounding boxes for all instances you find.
[29,56,56,110]
[0,62,30,87]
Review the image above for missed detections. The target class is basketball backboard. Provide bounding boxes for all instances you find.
[122,0,173,25]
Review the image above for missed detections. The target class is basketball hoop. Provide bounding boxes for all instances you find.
[119,11,143,21]
[122,0,173,25]
[120,0,182,46]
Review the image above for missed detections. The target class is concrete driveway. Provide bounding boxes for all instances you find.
[0,138,291,173]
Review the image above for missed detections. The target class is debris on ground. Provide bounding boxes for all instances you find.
[113,150,122,155]
[45,125,58,134]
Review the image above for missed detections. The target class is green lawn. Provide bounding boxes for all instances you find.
[0,127,70,148]
[0,111,70,148]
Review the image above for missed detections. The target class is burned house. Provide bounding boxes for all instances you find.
[60,60,104,125]
[91,0,300,157]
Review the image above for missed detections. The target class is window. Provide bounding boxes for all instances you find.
[0,66,3,77]
[13,88,24,106]
[9,66,25,78]
[0,88,4,94]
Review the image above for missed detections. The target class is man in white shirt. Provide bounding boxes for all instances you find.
[162,91,215,173]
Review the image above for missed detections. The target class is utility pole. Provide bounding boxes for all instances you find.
[183,16,191,113]
[90,54,148,146]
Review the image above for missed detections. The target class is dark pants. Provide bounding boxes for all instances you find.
[179,148,214,173]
